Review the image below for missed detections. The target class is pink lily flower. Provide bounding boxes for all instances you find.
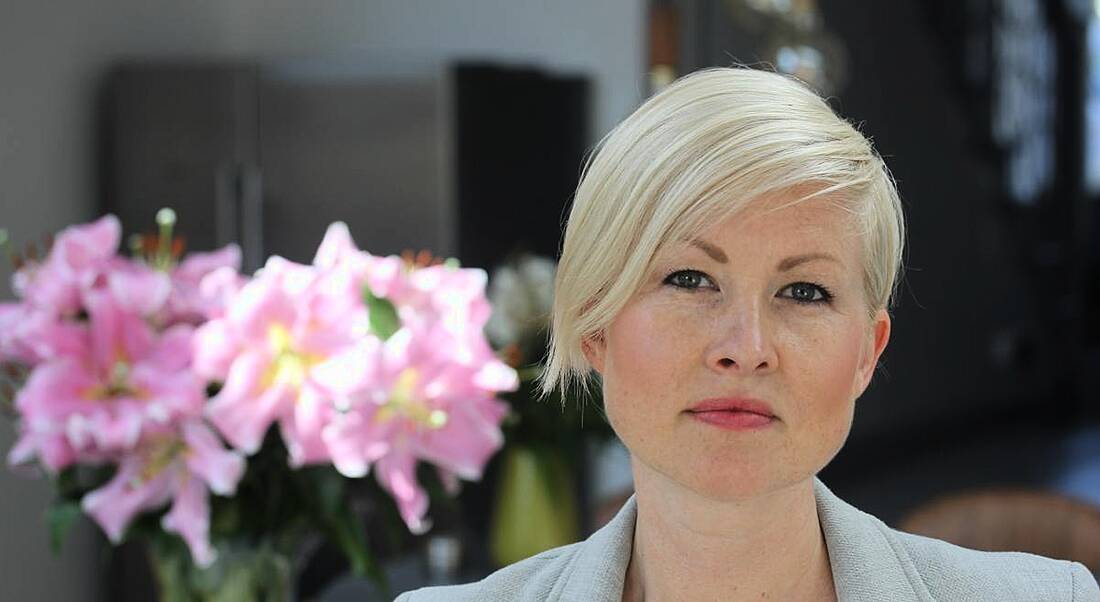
[312,222,365,271]
[8,290,204,471]
[81,420,245,568]
[9,214,241,326]
[12,215,122,315]
[0,302,86,366]
[305,227,518,532]
[102,257,173,317]
[364,256,495,355]
[162,244,244,324]
[324,322,517,533]
[9,213,177,324]
[195,251,371,467]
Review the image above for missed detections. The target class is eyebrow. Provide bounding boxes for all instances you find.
[776,253,841,271]
[689,239,839,271]
[689,239,729,263]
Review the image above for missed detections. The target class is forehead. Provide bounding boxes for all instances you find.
[742,194,855,238]
[671,190,862,260]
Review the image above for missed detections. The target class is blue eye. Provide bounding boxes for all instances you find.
[781,282,833,304]
[663,269,716,291]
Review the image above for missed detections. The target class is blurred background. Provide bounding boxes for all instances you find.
[2,0,1100,599]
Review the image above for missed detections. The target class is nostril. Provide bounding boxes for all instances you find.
[718,358,735,368]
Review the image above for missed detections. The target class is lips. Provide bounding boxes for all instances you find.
[686,398,777,431]
[688,397,775,418]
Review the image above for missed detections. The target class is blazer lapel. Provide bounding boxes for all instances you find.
[815,478,934,601]
[553,495,636,601]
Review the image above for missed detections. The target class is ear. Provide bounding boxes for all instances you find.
[581,332,607,375]
[853,308,891,399]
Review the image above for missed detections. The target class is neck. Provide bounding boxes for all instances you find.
[621,462,836,602]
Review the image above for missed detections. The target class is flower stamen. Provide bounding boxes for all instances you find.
[263,324,320,391]
[132,437,186,486]
[376,368,449,430]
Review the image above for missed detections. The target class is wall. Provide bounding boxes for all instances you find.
[0,2,644,599]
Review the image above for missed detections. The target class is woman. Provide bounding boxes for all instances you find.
[397,67,1100,601]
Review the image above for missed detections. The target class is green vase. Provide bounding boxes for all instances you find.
[148,539,295,602]
[489,445,579,567]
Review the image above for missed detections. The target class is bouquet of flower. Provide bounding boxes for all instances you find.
[0,211,518,597]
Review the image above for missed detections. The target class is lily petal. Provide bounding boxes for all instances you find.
[181,421,245,496]
[191,320,241,381]
[161,474,216,568]
[84,290,154,376]
[175,245,241,285]
[322,410,394,478]
[226,270,297,345]
[280,385,333,467]
[145,324,196,372]
[312,222,358,269]
[108,264,172,316]
[82,458,174,543]
[206,351,288,454]
[375,451,430,535]
[414,399,507,481]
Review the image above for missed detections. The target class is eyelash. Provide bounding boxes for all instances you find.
[662,269,834,305]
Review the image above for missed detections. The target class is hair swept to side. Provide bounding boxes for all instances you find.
[537,66,905,401]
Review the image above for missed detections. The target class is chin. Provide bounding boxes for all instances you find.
[686,469,802,502]
[647,455,799,503]
[663,444,844,503]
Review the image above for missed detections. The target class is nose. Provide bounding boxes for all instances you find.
[704,297,778,374]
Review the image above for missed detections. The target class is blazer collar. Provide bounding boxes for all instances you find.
[557,477,931,601]
[814,478,931,601]
[556,489,637,600]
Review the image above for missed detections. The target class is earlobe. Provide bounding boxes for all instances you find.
[856,310,892,397]
[581,332,606,374]
[871,310,891,364]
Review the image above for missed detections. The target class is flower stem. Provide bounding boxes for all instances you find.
[156,208,176,270]
[0,229,12,267]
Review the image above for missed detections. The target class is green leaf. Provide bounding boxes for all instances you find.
[329,503,390,597]
[209,496,241,537]
[290,467,389,592]
[46,501,83,554]
[363,287,401,341]
[310,467,346,517]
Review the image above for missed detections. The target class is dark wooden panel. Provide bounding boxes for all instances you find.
[258,72,450,263]
[103,63,258,253]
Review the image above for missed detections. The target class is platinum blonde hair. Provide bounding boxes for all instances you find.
[539,67,905,399]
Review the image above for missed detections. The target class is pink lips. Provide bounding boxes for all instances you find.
[687,398,776,431]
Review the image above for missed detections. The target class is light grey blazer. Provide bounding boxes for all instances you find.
[396,478,1100,601]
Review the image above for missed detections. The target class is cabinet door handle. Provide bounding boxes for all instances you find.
[214,161,264,274]
[238,162,263,274]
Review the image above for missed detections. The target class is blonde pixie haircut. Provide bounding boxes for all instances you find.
[539,67,905,399]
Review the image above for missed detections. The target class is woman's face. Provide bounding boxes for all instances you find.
[583,190,891,501]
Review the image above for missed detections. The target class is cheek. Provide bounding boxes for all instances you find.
[781,319,866,441]
[601,300,695,429]
[782,313,867,389]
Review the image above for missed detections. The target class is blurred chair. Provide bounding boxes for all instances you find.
[898,488,1100,574]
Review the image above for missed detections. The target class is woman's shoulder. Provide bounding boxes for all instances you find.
[814,478,1100,601]
[396,495,638,601]
[886,526,1100,601]
[393,540,584,602]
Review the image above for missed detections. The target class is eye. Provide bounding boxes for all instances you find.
[779,282,833,305]
[663,269,717,291]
